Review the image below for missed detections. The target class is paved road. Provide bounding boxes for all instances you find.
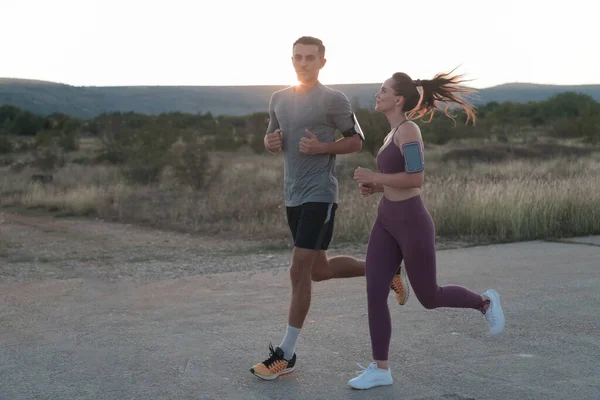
[1,238,599,400]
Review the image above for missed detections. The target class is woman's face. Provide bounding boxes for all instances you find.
[375,78,402,113]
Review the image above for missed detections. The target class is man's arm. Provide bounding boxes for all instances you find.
[320,134,362,154]
[266,93,280,134]
[264,94,282,154]
[327,91,363,154]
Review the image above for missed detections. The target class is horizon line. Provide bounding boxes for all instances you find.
[1,76,600,90]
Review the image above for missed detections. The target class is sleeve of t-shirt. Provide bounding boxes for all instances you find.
[267,93,280,134]
[328,90,355,133]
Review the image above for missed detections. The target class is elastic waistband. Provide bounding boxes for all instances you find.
[379,194,428,218]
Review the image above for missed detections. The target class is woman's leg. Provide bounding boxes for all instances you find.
[398,209,504,334]
[348,220,400,390]
[399,210,486,311]
[366,220,403,364]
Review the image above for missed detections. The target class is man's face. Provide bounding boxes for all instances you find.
[292,43,326,84]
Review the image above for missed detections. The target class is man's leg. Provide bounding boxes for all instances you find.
[250,202,331,381]
[311,253,409,304]
[308,204,409,306]
[311,251,365,282]
[287,246,319,328]
[280,202,333,356]
[307,202,365,282]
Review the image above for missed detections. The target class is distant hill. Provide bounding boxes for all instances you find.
[1,78,599,119]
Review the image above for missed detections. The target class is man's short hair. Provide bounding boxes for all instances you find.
[293,36,325,58]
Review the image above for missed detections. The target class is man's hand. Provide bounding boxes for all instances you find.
[299,129,324,155]
[264,129,283,153]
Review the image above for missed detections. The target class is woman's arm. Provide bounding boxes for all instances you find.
[374,122,425,189]
[372,170,424,189]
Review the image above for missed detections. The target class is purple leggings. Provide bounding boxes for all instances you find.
[366,195,485,361]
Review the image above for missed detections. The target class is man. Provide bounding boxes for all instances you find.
[249,36,409,381]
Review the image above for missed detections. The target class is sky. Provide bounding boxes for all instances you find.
[1,0,599,89]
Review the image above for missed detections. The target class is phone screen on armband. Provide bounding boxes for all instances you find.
[402,142,424,173]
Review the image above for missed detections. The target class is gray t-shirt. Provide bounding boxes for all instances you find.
[267,82,355,207]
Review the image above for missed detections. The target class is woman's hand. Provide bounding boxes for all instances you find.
[359,183,379,197]
[354,167,377,185]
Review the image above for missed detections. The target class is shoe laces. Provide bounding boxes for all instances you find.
[355,362,378,374]
[262,343,283,368]
[485,304,497,325]
[391,275,404,292]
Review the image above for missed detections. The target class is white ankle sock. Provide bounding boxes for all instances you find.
[279,325,301,360]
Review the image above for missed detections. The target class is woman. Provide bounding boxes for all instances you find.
[349,71,505,390]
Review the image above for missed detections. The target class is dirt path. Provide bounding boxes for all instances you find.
[0,209,473,284]
[0,210,300,283]
[2,210,599,400]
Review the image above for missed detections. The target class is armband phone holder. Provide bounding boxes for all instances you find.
[352,113,365,140]
[402,141,424,173]
[342,114,365,140]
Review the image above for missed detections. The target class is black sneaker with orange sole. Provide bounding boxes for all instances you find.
[250,343,296,381]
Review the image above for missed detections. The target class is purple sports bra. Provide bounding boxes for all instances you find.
[376,120,410,174]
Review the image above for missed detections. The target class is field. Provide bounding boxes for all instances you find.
[1,101,600,400]
[2,135,600,250]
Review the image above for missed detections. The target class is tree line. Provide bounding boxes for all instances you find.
[1,91,599,186]
[2,91,599,154]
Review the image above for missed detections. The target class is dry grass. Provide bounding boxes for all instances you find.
[1,141,600,246]
[334,150,600,243]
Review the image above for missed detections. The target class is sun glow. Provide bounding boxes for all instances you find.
[0,0,597,88]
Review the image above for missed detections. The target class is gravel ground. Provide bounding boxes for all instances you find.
[2,210,599,400]
[0,211,289,282]
[0,210,473,283]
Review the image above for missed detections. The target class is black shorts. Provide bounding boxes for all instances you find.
[286,202,337,250]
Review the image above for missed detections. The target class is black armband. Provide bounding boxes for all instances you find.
[342,113,365,141]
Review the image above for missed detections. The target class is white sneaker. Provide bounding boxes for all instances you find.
[482,289,504,335]
[348,362,393,390]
